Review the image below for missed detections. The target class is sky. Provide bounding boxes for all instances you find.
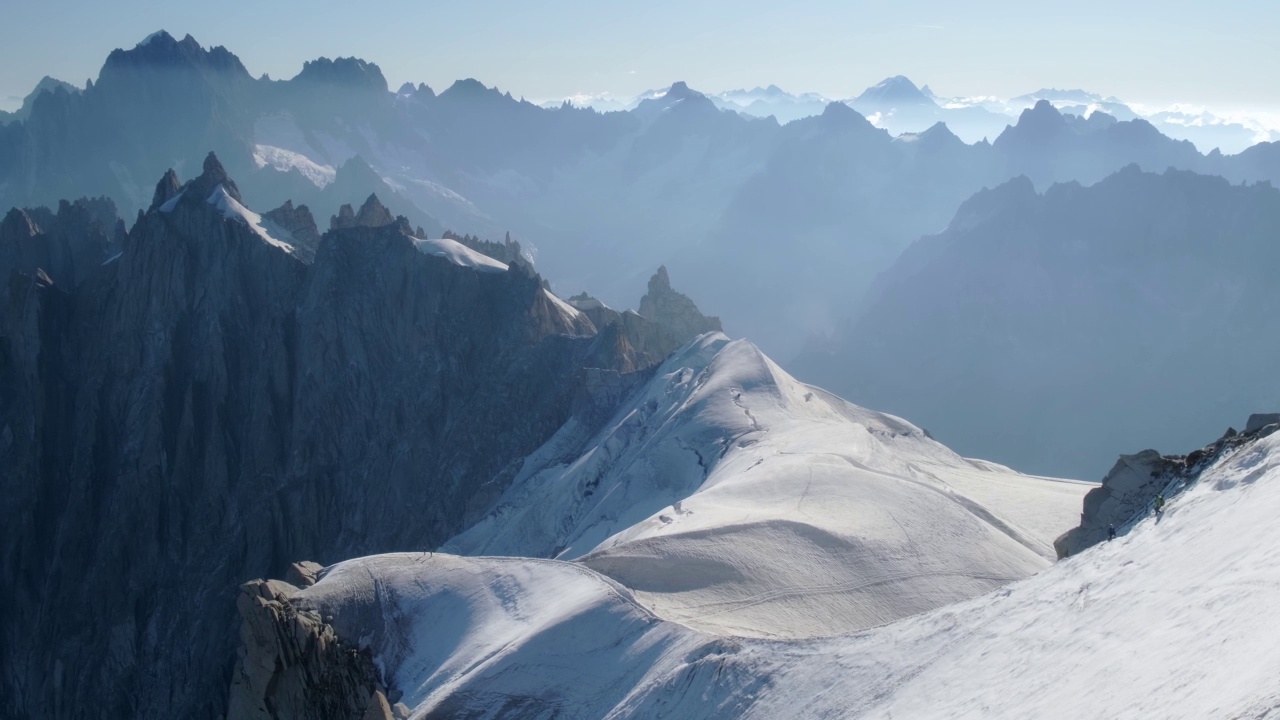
[2,0,1278,112]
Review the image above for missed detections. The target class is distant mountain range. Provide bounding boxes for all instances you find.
[4,30,1280,478]
[6,31,1280,364]
[545,77,1275,155]
[794,166,1280,478]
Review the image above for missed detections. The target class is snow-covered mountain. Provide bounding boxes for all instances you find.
[247,404,1280,718]
[445,333,1088,639]
[227,329,1098,717]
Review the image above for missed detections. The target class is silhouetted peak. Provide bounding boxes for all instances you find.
[102,31,249,82]
[822,101,857,118]
[164,151,243,209]
[30,76,78,98]
[905,121,963,148]
[1026,99,1064,119]
[1087,111,1118,128]
[293,56,388,93]
[329,194,396,231]
[1005,99,1068,138]
[263,201,320,259]
[397,82,416,95]
[667,81,697,99]
[149,168,181,211]
[198,151,233,188]
[356,194,394,227]
[638,265,723,338]
[649,265,671,292]
[1,208,40,240]
[855,75,934,107]
[816,102,879,134]
[331,204,356,230]
[442,78,502,100]
[333,155,382,187]
[4,76,80,123]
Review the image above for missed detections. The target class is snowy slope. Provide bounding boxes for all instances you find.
[158,183,299,254]
[292,554,725,719]
[290,428,1280,719]
[411,236,508,272]
[739,429,1280,719]
[252,144,337,188]
[446,333,1090,638]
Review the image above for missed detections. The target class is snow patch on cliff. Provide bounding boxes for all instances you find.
[252,144,337,188]
[412,236,508,272]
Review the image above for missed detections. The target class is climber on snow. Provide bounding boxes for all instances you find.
[1107,524,1116,541]
[1154,494,1166,517]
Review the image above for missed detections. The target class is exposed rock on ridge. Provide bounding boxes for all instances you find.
[227,578,391,720]
[1055,413,1280,557]
[0,158,720,720]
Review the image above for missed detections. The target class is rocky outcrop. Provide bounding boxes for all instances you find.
[0,196,122,289]
[262,200,322,262]
[1246,413,1280,436]
[637,265,722,340]
[443,230,534,272]
[569,267,723,369]
[0,158,669,720]
[330,194,398,231]
[150,168,182,211]
[227,579,390,720]
[1055,414,1280,557]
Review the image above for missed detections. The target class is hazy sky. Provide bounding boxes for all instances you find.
[2,0,1277,111]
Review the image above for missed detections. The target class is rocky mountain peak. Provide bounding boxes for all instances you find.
[330,194,396,231]
[1,198,120,288]
[441,78,498,100]
[1022,99,1068,129]
[2,208,40,239]
[356,194,395,228]
[855,75,934,107]
[150,168,181,211]
[649,264,672,292]
[667,81,696,99]
[913,121,963,149]
[184,151,242,205]
[638,265,722,341]
[293,56,389,93]
[263,201,321,262]
[101,31,250,84]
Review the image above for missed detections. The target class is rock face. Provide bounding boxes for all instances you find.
[227,579,388,720]
[0,197,123,288]
[567,267,724,371]
[1053,450,1178,557]
[331,194,397,231]
[261,200,322,262]
[637,265,722,341]
[1055,413,1280,557]
[0,158,714,719]
[1246,413,1280,435]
